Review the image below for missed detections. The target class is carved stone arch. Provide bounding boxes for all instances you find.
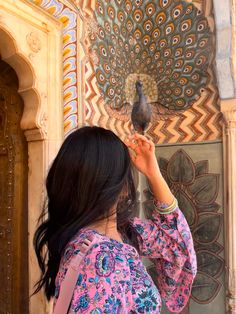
[0,1,63,313]
[0,26,43,139]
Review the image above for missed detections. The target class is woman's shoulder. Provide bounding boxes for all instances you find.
[56,229,140,289]
[62,228,139,266]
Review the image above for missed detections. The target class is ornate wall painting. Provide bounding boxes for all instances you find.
[29,0,79,134]
[28,0,223,144]
[89,1,212,110]
[142,142,225,314]
[81,0,223,143]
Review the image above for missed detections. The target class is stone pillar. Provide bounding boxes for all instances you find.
[221,100,236,313]
[26,134,48,314]
[232,0,236,92]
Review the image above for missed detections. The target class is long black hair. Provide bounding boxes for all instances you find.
[33,126,137,300]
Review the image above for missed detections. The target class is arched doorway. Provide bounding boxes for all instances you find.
[0,3,64,312]
[0,59,28,313]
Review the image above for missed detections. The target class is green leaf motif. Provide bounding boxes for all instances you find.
[175,190,196,227]
[197,250,224,278]
[195,160,209,176]
[192,272,221,304]
[189,174,219,205]
[158,157,168,171]
[193,213,222,244]
[167,149,195,185]
[196,202,221,213]
[194,242,223,255]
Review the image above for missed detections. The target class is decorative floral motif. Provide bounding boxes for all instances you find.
[144,149,224,305]
[75,295,89,311]
[90,309,102,314]
[26,31,42,53]
[95,251,115,277]
[104,295,122,313]
[134,288,158,313]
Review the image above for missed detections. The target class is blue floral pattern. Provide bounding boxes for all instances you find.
[54,206,197,313]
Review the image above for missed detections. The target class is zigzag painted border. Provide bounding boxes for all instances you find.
[28,0,78,135]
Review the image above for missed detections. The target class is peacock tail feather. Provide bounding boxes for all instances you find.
[87,0,213,114]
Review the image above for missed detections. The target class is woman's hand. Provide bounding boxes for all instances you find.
[125,133,174,205]
[125,133,160,180]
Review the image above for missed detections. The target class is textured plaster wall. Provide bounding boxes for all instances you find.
[213,0,235,99]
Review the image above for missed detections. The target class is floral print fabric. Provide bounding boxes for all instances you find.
[54,206,197,313]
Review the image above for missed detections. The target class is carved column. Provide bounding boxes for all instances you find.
[231,0,236,92]
[221,100,236,313]
[232,0,236,92]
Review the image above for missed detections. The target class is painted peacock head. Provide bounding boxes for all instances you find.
[86,0,213,115]
[135,80,143,95]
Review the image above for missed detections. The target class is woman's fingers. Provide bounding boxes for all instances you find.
[126,139,144,155]
[128,149,137,164]
[133,133,153,146]
[127,133,153,151]
[127,134,144,145]
[135,134,155,152]
[125,140,138,164]
[125,134,156,157]
[133,133,149,141]
[125,138,138,150]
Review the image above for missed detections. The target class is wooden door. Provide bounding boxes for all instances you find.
[0,60,28,314]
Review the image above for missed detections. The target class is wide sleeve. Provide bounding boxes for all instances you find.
[66,241,133,313]
[131,203,197,313]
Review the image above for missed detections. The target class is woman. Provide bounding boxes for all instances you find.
[34,126,197,313]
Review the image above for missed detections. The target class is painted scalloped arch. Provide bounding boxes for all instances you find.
[28,0,79,134]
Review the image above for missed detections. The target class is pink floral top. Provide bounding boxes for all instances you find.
[54,206,197,313]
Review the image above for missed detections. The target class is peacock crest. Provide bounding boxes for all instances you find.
[86,0,213,115]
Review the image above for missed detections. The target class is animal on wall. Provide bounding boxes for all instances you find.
[131,81,152,134]
[86,0,213,132]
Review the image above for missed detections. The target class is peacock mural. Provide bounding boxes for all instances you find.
[87,0,214,127]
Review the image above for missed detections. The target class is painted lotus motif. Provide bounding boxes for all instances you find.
[144,149,224,305]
